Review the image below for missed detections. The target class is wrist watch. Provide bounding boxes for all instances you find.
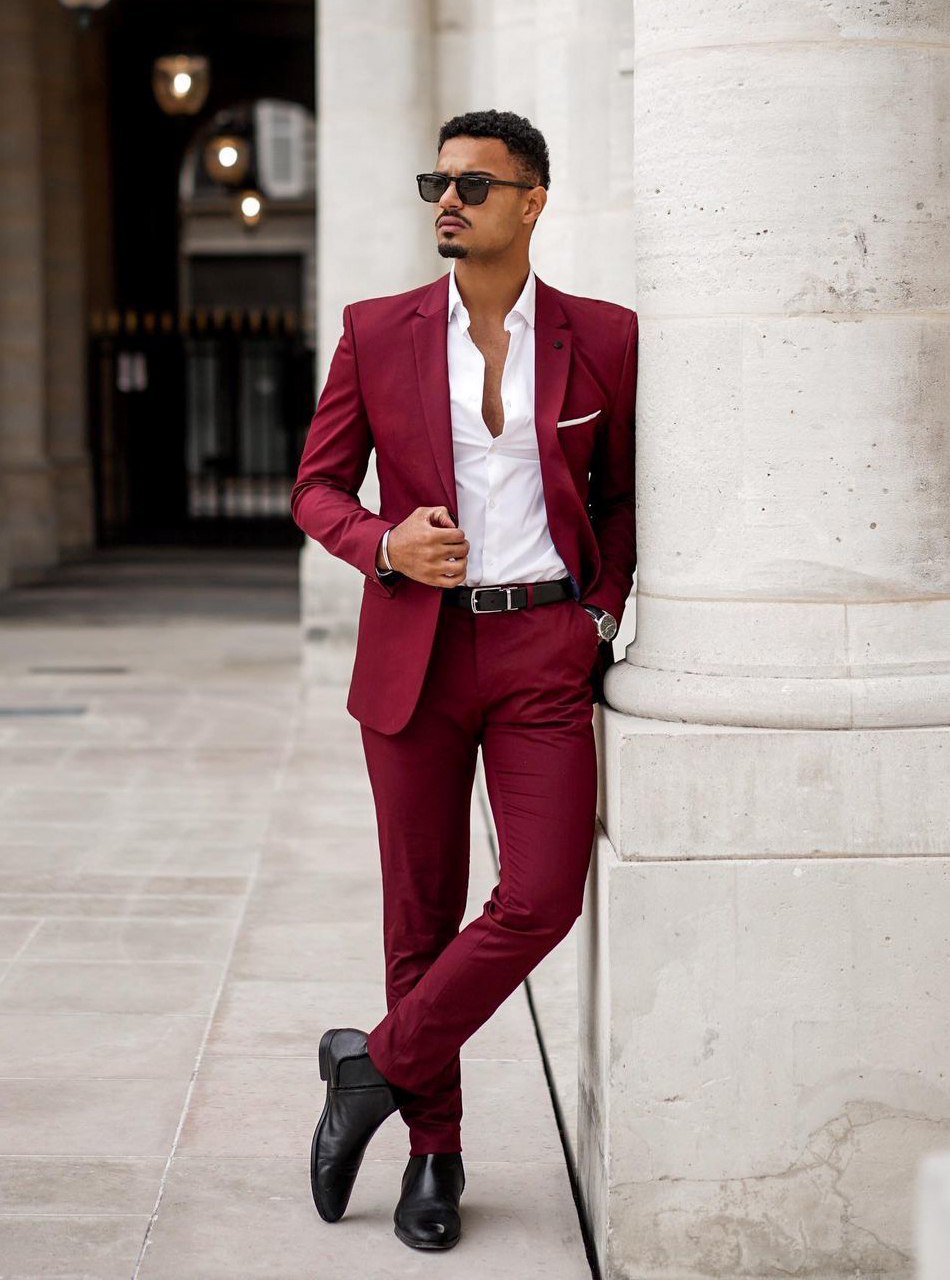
[580,603,618,641]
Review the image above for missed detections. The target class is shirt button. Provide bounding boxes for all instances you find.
[489,499,496,508]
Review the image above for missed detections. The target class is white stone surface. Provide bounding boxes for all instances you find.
[579,826,950,1278]
[576,706,950,1276]
[601,710,950,859]
[916,1151,950,1280]
[581,5,950,1266]
[300,0,440,663]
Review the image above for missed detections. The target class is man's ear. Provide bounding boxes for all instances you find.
[528,187,546,227]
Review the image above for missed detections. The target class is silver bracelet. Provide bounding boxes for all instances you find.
[380,527,395,573]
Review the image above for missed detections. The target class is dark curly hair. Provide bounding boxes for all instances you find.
[437,109,550,191]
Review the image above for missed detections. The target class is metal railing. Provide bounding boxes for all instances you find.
[88,306,313,543]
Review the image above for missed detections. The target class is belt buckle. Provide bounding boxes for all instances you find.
[470,585,514,614]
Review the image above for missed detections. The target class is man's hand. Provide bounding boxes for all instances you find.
[383,506,469,587]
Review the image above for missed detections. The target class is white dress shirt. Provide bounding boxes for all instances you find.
[445,260,569,588]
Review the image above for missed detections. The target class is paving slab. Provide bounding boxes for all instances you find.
[135,1157,588,1280]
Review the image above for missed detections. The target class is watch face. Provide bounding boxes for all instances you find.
[600,613,618,641]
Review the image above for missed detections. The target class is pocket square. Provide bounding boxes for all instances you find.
[556,409,602,428]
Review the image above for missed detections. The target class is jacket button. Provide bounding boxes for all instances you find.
[553,340,563,349]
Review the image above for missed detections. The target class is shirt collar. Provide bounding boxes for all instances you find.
[447,260,536,333]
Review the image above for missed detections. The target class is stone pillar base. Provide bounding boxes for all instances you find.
[579,708,950,1277]
[608,662,950,732]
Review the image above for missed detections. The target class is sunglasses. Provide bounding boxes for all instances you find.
[416,172,535,206]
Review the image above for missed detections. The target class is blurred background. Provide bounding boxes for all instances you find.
[1,0,315,572]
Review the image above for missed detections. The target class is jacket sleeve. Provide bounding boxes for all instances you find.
[289,304,400,597]
[581,310,638,628]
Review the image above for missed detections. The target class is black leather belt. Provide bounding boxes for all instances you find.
[443,576,575,613]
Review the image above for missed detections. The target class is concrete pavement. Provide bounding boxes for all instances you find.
[0,547,592,1279]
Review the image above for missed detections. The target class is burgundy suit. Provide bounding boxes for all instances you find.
[291,269,638,735]
[291,269,637,1154]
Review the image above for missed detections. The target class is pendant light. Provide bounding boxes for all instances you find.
[152,54,210,116]
[56,0,112,29]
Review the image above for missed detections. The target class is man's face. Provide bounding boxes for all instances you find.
[430,136,544,260]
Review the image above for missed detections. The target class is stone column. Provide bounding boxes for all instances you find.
[301,0,435,678]
[0,0,58,585]
[41,0,94,559]
[579,3,950,1274]
[608,4,950,732]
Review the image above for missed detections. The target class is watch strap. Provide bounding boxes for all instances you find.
[581,603,616,639]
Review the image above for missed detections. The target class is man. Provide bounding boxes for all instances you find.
[291,108,637,1251]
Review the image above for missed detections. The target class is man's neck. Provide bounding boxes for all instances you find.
[451,256,531,326]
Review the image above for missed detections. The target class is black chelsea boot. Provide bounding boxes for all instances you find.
[310,1027,410,1223]
[393,1151,465,1250]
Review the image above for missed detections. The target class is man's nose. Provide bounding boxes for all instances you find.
[439,180,462,210]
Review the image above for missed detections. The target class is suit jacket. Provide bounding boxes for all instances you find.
[290,269,638,736]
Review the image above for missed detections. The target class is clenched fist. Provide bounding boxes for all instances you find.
[380,506,469,587]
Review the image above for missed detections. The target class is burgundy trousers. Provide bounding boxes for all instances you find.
[361,586,599,1156]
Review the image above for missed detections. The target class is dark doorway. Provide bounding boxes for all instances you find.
[85,0,316,548]
[89,305,313,546]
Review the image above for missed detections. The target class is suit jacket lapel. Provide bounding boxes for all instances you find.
[411,272,458,518]
[534,275,584,590]
[533,272,572,431]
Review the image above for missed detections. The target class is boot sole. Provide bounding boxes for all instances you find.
[393,1221,461,1250]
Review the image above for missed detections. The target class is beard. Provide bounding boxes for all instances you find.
[437,241,468,258]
